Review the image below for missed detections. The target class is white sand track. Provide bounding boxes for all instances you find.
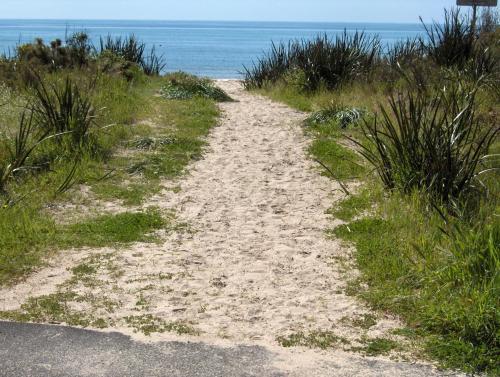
[0,81,459,376]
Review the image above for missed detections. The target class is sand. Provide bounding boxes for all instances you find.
[0,81,458,376]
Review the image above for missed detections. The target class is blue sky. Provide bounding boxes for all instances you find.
[0,0,469,22]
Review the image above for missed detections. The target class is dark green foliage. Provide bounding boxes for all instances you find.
[351,80,499,206]
[99,35,166,76]
[422,9,475,69]
[422,8,497,79]
[99,35,145,65]
[17,33,94,71]
[244,32,380,91]
[160,72,232,101]
[66,32,94,68]
[4,33,164,81]
[142,46,166,76]
[31,76,97,151]
[386,38,424,68]
[243,42,292,90]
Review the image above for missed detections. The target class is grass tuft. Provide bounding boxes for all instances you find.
[58,208,166,247]
[277,331,350,350]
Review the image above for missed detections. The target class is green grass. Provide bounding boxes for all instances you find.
[92,182,159,206]
[0,71,219,286]
[256,80,386,113]
[309,138,365,181]
[0,207,166,285]
[0,205,57,284]
[353,338,400,356]
[91,95,218,202]
[328,186,377,222]
[333,192,499,373]
[58,209,166,247]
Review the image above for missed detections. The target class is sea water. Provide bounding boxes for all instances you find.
[0,20,425,78]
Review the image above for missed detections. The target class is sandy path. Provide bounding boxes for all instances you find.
[0,81,455,376]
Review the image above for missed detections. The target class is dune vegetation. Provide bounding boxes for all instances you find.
[244,8,499,375]
[0,33,226,285]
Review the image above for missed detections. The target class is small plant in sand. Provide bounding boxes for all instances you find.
[160,72,232,101]
[305,102,366,129]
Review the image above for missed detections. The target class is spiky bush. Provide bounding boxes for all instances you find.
[99,35,165,76]
[351,79,499,206]
[421,8,498,80]
[99,35,145,65]
[244,31,380,91]
[422,9,475,69]
[386,38,425,68]
[242,42,293,90]
[31,76,98,151]
[141,46,167,76]
[0,112,39,192]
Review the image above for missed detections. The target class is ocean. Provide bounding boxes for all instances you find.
[0,20,426,78]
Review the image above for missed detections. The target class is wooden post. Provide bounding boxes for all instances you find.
[471,4,478,37]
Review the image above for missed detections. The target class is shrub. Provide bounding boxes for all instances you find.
[243,41,293,90]
[244,31,380,91]
[160,72,232,101]
[96,50,144,82]
[141,46,166,76]
[421,8,498,80]
[99,35,145,66]
[422,9,475,69]
[386,38,425,68]
[31,75,98,151]
[99,35,165,76]
[66,32,94,67]
[16,33,94,71]
[296,32,380,91]
[351,78,499,206]
[478,7,499,35]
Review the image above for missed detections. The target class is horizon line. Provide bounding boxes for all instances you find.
[0,18,425,25]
